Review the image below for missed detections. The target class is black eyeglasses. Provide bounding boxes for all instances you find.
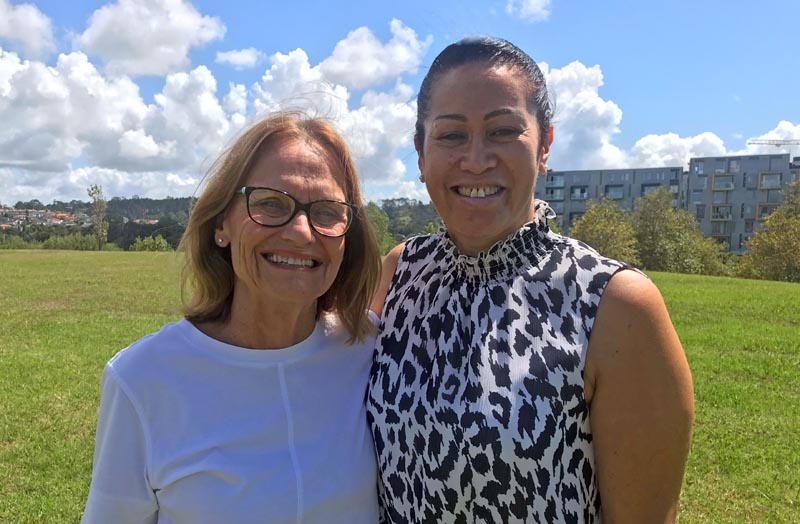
[239,186,355,238]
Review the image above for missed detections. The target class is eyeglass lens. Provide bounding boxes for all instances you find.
[247,188,350,237]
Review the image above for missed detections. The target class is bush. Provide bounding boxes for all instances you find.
[129,235,172,252]
[0,234,36,249]
[41,233,97,251]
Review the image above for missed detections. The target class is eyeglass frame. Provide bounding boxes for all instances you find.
[238,186,356,238]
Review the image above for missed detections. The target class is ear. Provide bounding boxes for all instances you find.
[415,136,426,183]
[214,214,229,248]
[538,126,554,174]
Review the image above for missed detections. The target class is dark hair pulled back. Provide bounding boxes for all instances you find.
[414,36,552,152]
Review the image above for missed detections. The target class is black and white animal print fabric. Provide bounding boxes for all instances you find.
[367,205,626,523]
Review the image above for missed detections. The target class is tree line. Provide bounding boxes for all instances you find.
[3,184,799,282]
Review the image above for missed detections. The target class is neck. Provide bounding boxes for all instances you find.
[200,291,318,350]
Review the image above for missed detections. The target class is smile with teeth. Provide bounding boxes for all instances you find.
[456,186,500,198]
[265,254,317,268]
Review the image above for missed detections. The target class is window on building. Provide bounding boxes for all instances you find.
[711,222,729,235]
[549,201,564,214]
[741,203,754,219]
[695,204,706,221]
[696,175,708,190]
[759,172,782,189]
[545,188,564,201]
[744,219,754,233]
[641,184,661,196]
[605,185,624,199]
[712,191,728,204]
[713,174,735,190]
[691,190,704,204]
[770,157,786,171]
[757,204,778,220]
[729,159,741,173]
[711,205,732,220]
[694,161,704,175]
[546,174,565,188]
[570,212,584,225]
[766,189,782,203]
[744,172,757,189]
[570,186,589,199]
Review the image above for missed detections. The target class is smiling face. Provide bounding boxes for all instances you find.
[417,62,551,256]
[215,135,347,316]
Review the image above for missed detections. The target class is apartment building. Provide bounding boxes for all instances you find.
[536,153,799,254]
[535,166,684,232]
[687,153,799,253]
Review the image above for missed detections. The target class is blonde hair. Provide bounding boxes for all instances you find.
[178,112,381,342]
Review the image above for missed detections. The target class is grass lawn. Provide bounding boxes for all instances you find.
[1,250,798,523]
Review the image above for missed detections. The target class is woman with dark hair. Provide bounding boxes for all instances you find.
[83,112,382,524]
[368,38,694,523]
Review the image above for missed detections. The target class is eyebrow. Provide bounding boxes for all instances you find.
[432,108,522,122]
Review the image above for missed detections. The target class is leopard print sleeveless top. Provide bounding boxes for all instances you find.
[367,208,626,523]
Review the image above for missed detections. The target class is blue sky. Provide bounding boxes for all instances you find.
[1,0,798,205]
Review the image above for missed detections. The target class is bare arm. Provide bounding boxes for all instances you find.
[369,243,405,317]
[584,270,694,524]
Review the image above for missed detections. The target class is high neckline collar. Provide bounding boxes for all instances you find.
[437,201,557,283]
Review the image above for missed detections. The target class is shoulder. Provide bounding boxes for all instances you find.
[369,242,406,316]
[106,320,190,386]
[585,269,689,400]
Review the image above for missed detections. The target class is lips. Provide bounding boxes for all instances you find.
[264,253,319,268]
[455,186,501,198]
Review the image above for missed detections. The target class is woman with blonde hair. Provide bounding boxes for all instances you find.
[83,112,381,524]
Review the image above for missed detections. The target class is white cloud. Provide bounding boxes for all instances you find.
[545,61,627,169]
[216,48,264,70]
[629,132,726,167]
[506,0,552,22]
[75,0,225,76]
[0,0,55,58]
[738,120,800,158]
[319,19,432,89]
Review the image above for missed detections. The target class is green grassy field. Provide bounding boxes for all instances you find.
[1,250,798,523]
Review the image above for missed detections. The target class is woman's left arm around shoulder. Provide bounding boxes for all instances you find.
[584,269,694,524]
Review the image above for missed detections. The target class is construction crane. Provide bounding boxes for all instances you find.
[747,139,800,146]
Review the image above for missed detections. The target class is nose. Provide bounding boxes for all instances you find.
[459,137,496,174]
[280,210,316,244]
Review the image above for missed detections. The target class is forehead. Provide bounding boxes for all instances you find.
[245,136,347,198]
[427,63,534,117]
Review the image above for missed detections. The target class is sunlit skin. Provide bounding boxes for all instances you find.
[211,136,347,349]
[417,62,551,256]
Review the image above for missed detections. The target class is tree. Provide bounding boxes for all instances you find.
[364,202,396,255]
[632,187,728,275]
[87,184,108,251]
[737,180,800,282]
[570,198,640,266]
[129,235,172,252]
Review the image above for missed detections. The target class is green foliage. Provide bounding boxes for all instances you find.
[0,234,36,249]
[632,187,729,275]
[381,198,440,241]
[41,233,97,251]
[421,220,442,235]
[569,198,640,266]
[736,180,800,282]
[87,185,108,251]
[129,235,172,252]
[737,211,800,283]
[364,202,396,255]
